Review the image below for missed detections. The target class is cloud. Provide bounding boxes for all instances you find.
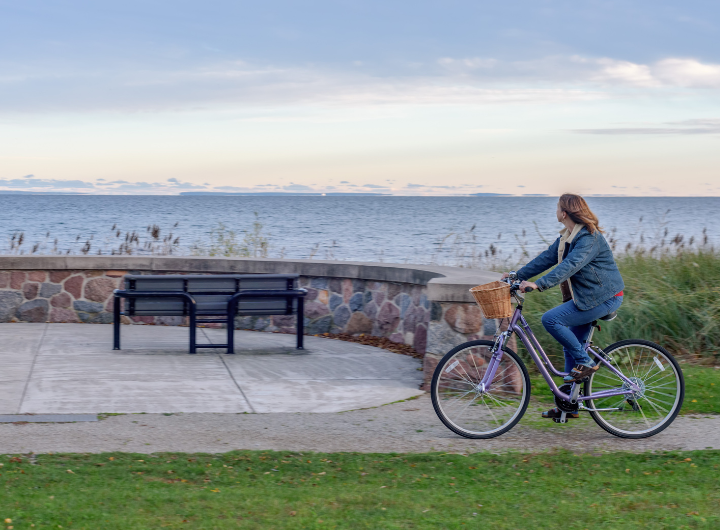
[437,57,498,73]
[441,54,720,89]
[585,57,720,88]
[654,59,720,88]
[3,52,720,115]
[165,178,206,189]
[362,184,387,189]
[588,58,658,87]
[339,181,350,184]
[404,183,457,190]
[0,177,95,189]
[214,185,257,192]
[0,56,607,114]
[283,184,314,191]
[112,182,159,190]
[572,118,720,135]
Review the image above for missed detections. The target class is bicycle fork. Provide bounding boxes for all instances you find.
[479,331,511,392]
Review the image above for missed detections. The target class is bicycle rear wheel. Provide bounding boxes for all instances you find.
[586,339,684,439]
[431,340,530,439]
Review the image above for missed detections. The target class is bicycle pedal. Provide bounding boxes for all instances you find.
[553,418,568,424]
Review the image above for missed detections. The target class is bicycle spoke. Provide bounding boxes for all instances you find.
[483,391,517,410]
[456,362,477,385]
[643,381,678,391]
[469,354,483,383]
[450,394,480,424]
[642,394,674,410]
[432,342,528,437]
[447,367,475,386]
[587,342,682,436]
[643,371,673,387]
[480,396,501,427]
[637,404,652,429]
[642,395,671,416]
[438,388,476,410]
[643,389,679,401]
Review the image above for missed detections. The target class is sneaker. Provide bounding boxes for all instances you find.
[541,407,579,419]
[563,363,599,382]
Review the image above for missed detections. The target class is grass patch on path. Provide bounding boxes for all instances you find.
[2,450,719,529]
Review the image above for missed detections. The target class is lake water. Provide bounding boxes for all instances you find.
[0,195,717,266]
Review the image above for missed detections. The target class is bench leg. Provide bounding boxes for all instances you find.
[113,296,121,350]
[296,297,304,350]
[226,309,235,354]
[189,310,197,354]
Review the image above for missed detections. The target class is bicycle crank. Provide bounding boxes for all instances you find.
[554,383,582,413]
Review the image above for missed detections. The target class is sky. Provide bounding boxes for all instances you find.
[1,0,719,196]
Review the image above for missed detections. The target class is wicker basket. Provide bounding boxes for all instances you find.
[469,281,513,319]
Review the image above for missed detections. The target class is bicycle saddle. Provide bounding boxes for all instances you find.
[600,311,617,321]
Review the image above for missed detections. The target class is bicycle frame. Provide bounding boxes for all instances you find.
[478,304,641,403]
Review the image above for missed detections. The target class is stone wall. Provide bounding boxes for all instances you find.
[237,276,430,354]
[0,270,124,324]
[0,269,431,354]
[0,256,501,389]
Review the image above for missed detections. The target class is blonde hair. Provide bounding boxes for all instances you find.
[559,194,603,234]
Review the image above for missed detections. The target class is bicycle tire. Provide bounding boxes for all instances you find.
[586,339,684,439]
[431,340,531,439]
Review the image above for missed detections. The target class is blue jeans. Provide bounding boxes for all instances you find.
[541,296,623,372]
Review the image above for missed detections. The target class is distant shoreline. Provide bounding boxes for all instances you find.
[0,191,718,198]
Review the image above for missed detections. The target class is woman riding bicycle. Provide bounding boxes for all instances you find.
[502,194,624,418]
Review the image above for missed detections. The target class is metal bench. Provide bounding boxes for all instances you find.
[113,274,307,353]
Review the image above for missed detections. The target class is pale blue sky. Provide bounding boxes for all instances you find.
[1,1,719,195]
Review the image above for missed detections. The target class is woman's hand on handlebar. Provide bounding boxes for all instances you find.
[500,272,510,280]
[519,281,538,293]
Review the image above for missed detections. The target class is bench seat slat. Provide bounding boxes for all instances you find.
[131,278,185,291]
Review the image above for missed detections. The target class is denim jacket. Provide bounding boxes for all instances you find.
[517,226,625,310]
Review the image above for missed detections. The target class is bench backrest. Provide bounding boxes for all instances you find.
[123,274,299,316]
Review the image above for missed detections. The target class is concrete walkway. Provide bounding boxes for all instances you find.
[0,324,424,415]
[3,324,717,456]
[1,394,718,455]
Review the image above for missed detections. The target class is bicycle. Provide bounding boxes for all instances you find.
[431,272,684,439]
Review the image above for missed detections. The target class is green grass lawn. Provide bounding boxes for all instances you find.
[681,366,720,414]
[527,365,720,415]
[2,450,719,529]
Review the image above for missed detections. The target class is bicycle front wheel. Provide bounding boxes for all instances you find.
[431,340,530,439]
[586,339,684,439]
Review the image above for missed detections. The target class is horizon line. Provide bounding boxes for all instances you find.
[0,191,719,198]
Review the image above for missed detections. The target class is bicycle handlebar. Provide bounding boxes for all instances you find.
[503,273,534,294]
